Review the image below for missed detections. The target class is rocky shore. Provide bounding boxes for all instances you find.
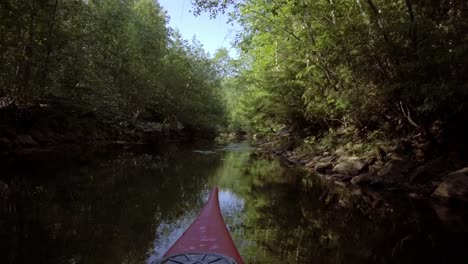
[0,98,215,157]
[254,129,468,206]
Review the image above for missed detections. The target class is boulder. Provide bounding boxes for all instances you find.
[332,159,368,176]
[377,159,413,183]
[337,155,359,163]
[409,157,454,184]
[351,174,371,185]
[289,153,308,164]
[431,168,468,204]
[315,162,333,173]
[325,174,353,182]
[311,155,323,162]
[334,181,348,188]
[15,134,39,147]
[334,148,346,156]
[305,161,316,168]
[295,159,308,166]
[319,156,335,163]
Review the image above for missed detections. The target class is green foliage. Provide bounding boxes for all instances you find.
[195,0,468,136]
[0,0,226,130]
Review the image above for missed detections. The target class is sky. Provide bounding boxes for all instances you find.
[158,0,239,57]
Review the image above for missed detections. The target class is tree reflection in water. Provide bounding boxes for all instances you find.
[1,142,467,264]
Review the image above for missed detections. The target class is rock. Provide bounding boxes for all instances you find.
[351,174,371,185]
[337,155,359,163]
[431,168,468,204]
[375,160,385,166]
[431,203,467,232]
[364,156,377,166]
[334,148,346,156]
[289,153,308,163]
[305,161,316,168]
[408,193,424,199]
[326,174,353,182]
[312,155,322,162]
[350,187,363,196]
[15,134,39,147]
[319,156,335,163]
[377,159,414,183]
[276,126,291,137]
[315,162,333,173]
[368,164,381,175]
[409,157,449,184]
[375,146,387,161]
[332,159,368,176]
[334,181,348,188]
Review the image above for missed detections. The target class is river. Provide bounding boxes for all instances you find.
[1,141,467,263]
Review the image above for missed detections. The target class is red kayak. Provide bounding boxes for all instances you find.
[159,187,244,264]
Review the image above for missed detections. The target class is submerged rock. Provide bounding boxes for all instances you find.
[432,168,468,204]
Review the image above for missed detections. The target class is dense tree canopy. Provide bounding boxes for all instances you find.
[0,0,226,129]
[1,0,466,136]
[196,0,467,139]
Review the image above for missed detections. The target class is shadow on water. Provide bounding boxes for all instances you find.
[1,141,467,264]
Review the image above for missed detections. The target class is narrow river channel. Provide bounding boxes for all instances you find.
[1,141,467,263]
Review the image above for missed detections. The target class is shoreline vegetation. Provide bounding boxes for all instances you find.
[0,97,216,158]
[1,0,467,208]
[249,127,468,206]
[195,0,468,207]
[1,0,227,156]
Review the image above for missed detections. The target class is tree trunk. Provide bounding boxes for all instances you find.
[404,0,417,49]
[21,2,36,101]
[39,0,60,95]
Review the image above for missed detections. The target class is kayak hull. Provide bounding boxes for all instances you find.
[159,253,237,264]
[162,187,244,264]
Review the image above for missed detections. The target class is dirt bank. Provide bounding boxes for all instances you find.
[0,98,216,156]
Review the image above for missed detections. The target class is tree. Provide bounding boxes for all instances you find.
[0,0,228,130]
[193,0,468,137]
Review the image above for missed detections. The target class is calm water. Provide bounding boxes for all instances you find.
[0,141,467,264]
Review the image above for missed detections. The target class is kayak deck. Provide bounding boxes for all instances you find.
[161,187,244,264]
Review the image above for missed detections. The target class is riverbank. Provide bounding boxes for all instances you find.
[253,127,468,206]
[0,97,216,157]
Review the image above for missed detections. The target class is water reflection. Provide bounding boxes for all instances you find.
[149,189,244,263]
[0,142,467,264]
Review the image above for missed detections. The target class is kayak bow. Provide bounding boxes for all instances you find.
[159,187,244,264]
